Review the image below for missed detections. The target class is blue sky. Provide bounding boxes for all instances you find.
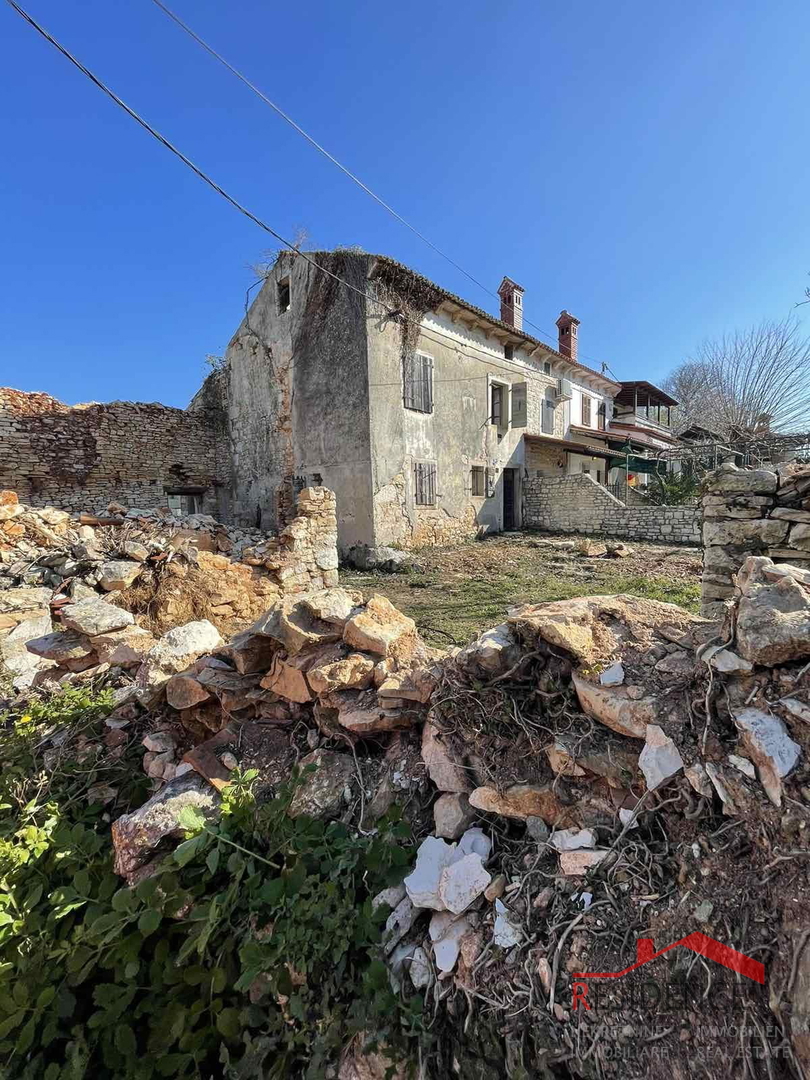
[1,0,808,407]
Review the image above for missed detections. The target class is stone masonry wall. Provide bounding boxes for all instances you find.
[700,463,810,619]
[523,474,700,545]
[0,387,227,517]
[263,486,340,594]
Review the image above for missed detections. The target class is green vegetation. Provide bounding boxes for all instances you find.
[0,689,419,1079]
[342,564,701,647]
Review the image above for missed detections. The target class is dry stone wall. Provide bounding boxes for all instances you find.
[700,463,810,618]
[523,474,700,544]
[0,387,227,517]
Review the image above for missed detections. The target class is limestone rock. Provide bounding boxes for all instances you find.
[111,773,220,880]
[334,690,412,734]
[25,630,93,663]
[736,572,810,666]
[456,623,520,676]
[288,749,354,819]
[573,674,656,738]
[302,588,362,626]
[545,740,587,778]
[0,587,52,613]
[343,594,417,658]
[492,899,522,947]
[702,466,778,496]
[382,895,417,954]
[260,653,314,703]
[469,784,578,827]
[438,853,491,914]
[122,541,150,563]
[253,597,342,655]
[136,620,223,700]
[578,539,607,557]
[404,836,456,910]
[430,910,472,972]
[98,559,144,591]
[377,667,436,704]
[165,674,212,710]
[307,652,375,694]
[685,763,714,799]
[433,792,476,839]
[93,625,157,668]
[456,827,492,862]
[0,610,55,689]
[599,661,625,687]
[559,850,609,875]
[710,648,753,674]
[654,651,695,676]
[733,707,801,806]
[639,725,684,790]
[214,631,277,674]
[421,722,471,793]
[62,598,135,636]
[408,947,432,990]
[550,828,596,852]
[702,519,788,549]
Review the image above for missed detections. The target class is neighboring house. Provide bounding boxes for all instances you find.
[203,250,624,553]
[606,380,682,489]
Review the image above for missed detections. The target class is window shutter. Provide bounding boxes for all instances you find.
[403,353,414,409]
[404,353,434,414]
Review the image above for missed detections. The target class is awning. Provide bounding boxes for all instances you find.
[524,434,615,461]
[609,455,667,474]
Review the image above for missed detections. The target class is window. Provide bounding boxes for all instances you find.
[403,352,434,413]
[504,343,514,361]
[491,384,504,427]
[277,277,291,314]
[471,465,486,497]
[581,394,592,426]
[597,401,606,430]
[542,387,556,434]
[515,294,522,306]
[511,383,527,427]
[414,461,437,506]
[543,360,552,375]
[165,490,202,515]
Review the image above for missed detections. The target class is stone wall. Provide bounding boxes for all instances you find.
[700,463,810,618]
[0,387,227,517]
[523,474,700,544]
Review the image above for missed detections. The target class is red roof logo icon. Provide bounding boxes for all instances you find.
[574,932,765,984]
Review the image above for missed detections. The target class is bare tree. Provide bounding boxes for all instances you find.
[663,316,810,436]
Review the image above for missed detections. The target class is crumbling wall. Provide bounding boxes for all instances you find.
[523,474,700,544]
[0,387,227,517]
[700,463,810,618]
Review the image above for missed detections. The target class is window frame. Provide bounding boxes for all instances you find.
[510,382,527,428]
[489,378,510,431]
[597,400,607,431]
[413,460,437,506]
[403,351,434,414]
[471,465,486,497]
[581,394,592,427]
[277,277,291,314]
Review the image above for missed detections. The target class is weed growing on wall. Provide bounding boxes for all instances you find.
[0,690,422,1078]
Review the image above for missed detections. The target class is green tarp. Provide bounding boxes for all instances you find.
[608,455,667,475]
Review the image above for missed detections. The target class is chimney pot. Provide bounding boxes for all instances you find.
[498,276,525,332]
[556,310,580,361]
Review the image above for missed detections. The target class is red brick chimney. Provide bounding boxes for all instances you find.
[498,277,525,331]
[556,310,580,361]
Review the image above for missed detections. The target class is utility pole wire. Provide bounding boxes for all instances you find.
[5,0,615,387]
[148,0,609,364]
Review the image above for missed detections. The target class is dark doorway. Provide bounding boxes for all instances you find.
[503,468,517,530]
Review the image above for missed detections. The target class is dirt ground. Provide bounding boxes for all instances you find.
[340,532,702,649]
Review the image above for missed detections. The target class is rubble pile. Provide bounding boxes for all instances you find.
[0,487,340,688]
[7,467,810,1077]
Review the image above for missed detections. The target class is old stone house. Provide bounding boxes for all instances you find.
[1,249,684,553]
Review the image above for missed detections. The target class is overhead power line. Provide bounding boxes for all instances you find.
[147,0,616,366]
[4,0,618,388]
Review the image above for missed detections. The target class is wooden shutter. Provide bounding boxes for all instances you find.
[404,353,434,413]
[414,462,437,505]
[403,352,415,409]
[582,395,592,426]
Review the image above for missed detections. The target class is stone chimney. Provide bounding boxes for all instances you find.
[498,277,525,331]
[556,310,580,361]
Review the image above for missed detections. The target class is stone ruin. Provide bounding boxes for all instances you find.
[5,463,810,1077]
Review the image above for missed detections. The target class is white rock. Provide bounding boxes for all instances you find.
[404,836,456,910]
[372,883,407,913]
[782,698,810,724]
[142,731,177,754]
[599,661,625,687]
[685,762,714,799]
[62,599,134,637]
[433,792,476,839]
[619,808,639,830]
[705,763,737,814]
[639,724,684,790]
[98,560,144,592]
[455,827,492,864]
[493,899,522,948]
[438,853,491,915]
[728,754,756,779]
[383,895,417,953]
[733,707,801,807]
[408,946,433,990]
[429,911,471,973]
[550,828,596,852]
[711,649,753,674]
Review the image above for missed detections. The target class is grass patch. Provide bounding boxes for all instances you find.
[341,566,701,648]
